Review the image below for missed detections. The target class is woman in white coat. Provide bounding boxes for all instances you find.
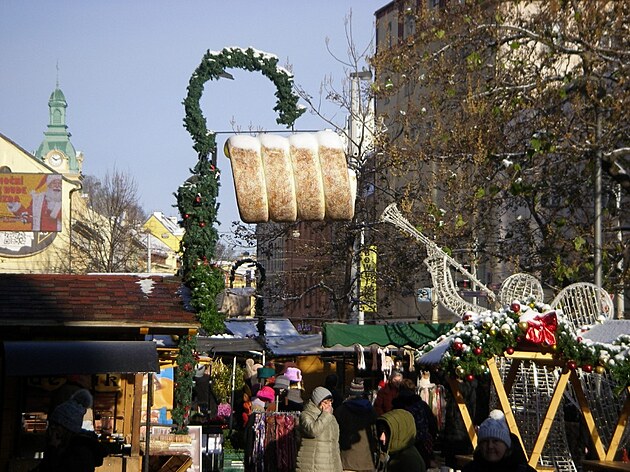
[296,386,343,472]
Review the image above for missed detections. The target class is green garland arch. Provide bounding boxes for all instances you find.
[183,46,306,159]
[173,46,305,433]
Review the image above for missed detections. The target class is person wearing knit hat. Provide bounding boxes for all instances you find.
[462,410,536,472]
[296,386,342,472]
[38,389,107,471]
[348,378,365,397]
[334,378,377,472]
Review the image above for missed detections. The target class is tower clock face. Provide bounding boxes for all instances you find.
[48,152,63,167]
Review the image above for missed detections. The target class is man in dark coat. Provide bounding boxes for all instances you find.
[334,378,377,472]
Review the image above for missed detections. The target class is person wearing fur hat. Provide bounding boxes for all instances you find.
[296,386,343,472]
[333,378,378,472]
[462,410,536,472]
[34,389,107,472]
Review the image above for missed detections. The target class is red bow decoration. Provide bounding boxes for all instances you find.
[525,311,558,346]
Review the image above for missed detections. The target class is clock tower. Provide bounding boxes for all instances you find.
[35,81,82,175]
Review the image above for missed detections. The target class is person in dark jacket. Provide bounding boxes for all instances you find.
[375,409,426,472]
[334,378,378,472]
[325,373,344,410]
[462,410,536,472]
[34,389,107,472]
[392,379,438,468]
[374,370,403,416]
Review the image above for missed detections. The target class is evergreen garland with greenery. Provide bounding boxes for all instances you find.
[172,46,304,434]
[427,299,630,393]
[171,334,196,434]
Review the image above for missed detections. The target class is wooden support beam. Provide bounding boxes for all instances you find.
[130,373,144,457]
[447,376,478,449]
[606,386,630,461]
[569,370,607,459]
[486,357,527,457]
[529,368,570,466]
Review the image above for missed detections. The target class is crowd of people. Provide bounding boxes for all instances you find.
[233,361,535,472]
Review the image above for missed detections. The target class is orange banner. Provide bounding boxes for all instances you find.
[0,173,62,232]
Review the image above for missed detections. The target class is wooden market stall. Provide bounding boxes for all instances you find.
[0,273,200,472]
[419,311,630,472]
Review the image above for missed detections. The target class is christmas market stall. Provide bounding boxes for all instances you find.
[418,299,630,472]
[0,273,199,472]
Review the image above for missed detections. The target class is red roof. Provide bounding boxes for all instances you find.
[0,273,198,331]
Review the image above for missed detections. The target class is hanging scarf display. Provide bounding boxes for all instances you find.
[245,411,300,472]
[355,343,366,370]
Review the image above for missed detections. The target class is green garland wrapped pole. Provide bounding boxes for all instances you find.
[172,46,305,433]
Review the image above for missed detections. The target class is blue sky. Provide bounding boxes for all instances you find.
[0,0,385,247]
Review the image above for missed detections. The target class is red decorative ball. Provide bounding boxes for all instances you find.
[195,195,202,203]
[453,341,464,351]
[466,374,475,382]
[510,302,521,313]
[184,214,190,219]
[582,364,593,373]
[577,336,582,342]
[199,222,206,227]
[473,347,483,356]
[506,347,515,355]
[567,360,577,370]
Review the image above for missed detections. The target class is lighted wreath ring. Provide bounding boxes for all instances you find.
[183,46,306,159]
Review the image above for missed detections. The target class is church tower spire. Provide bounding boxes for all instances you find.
[35,71,80,174]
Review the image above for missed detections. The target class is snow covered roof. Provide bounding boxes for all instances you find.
[225,318,300,338]
[581,320,630,344]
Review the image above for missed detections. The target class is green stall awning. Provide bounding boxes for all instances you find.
[322,322,453,349]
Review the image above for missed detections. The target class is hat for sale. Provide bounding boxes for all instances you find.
[478,409,512,448]
[274,375,290,391]
[48,389,92,434]
[287,389,303,404]
[348,378,365,397]
[251,397,266,411]
[284,367,302,382]
[257,367,275,380]
[311,386,333,406]
[256,385,275,403]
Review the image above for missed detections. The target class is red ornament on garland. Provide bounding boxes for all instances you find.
[453,341,464,352]
[582,364,593,373]
[473,347,483,356]
[184,213,190,219]
[466,374,475,382]
[510,302,521,313]
[199,222,206,227]
[195,194,202,203]
[505,347,515,355]
[567,360,577,370]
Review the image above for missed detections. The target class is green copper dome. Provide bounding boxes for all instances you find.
[49,87,67,106]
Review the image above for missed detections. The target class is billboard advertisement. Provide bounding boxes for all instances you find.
[0,173,63,232]
[360,245,377,313]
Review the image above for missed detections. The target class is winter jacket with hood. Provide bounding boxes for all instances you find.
[376,409,426,472]
[334,397,378,472]
[296,399,343,472]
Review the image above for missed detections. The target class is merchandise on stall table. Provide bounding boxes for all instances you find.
[224,130,356,223]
